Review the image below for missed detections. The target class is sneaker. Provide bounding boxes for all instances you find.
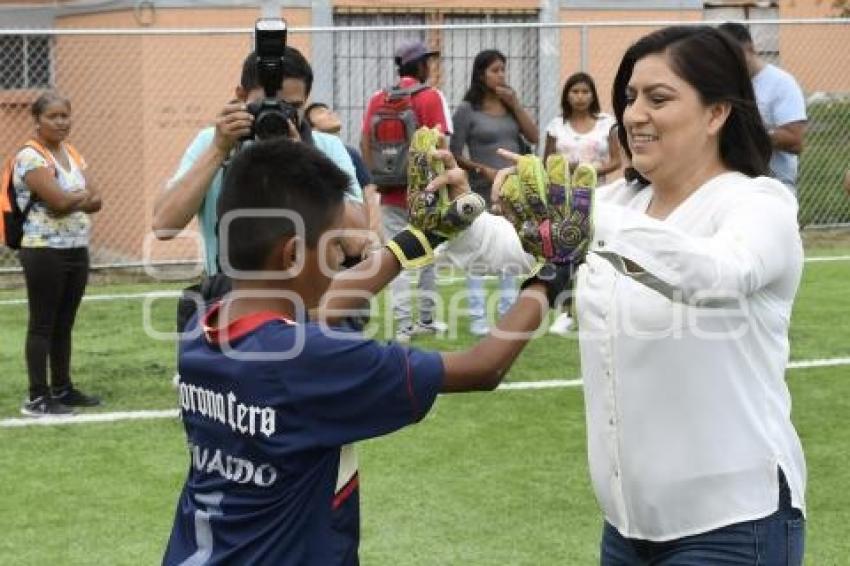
[470,319,490,337]
[21,396,74,417]
[53,387,102,407]
[548,313,575,336]
[410,320,448,336]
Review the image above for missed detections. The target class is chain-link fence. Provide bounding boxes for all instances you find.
[1,19,848,270]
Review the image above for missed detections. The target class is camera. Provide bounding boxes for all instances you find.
[245,18,299,141]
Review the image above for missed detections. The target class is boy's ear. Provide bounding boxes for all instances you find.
[266,236,304,279]
[275,237,299,271]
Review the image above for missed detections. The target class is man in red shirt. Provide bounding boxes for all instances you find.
[360,40,453,342]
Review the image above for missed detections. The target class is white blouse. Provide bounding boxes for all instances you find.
[442,172,806,541]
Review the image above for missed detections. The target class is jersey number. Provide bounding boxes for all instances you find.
[178,491,223,566]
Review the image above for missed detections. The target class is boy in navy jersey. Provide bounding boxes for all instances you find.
[163,138,555,565]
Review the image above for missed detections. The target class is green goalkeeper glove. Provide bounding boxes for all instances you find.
[498,154,597,307]
[386,127,486,269]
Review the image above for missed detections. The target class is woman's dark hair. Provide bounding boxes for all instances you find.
[32,92,70,119]
[560,72,601,120]
[612,25,771,180]
[240,46,314,97]
[718,22,753,46]
[463,49,507,110]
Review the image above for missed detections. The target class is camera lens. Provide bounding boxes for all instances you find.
[254,109,290,140]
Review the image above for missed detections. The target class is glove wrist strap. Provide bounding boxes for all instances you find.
[386,226,445,269]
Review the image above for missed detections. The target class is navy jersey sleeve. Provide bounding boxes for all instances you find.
[282,327,443,448]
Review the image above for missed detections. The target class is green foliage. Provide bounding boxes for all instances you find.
[832,0,850,17]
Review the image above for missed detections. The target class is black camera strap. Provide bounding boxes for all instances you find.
[297,119,314,146]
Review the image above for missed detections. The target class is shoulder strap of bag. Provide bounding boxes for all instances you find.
[25,139,86,170]
[62,142,86,169]
[386,83,429,100]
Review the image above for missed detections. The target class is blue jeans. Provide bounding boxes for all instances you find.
[467,273,517,323]
[601,473,805,565]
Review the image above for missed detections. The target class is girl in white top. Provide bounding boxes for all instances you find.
[544,72,621,186]
[441,26,806,565]
[545,73,622,335]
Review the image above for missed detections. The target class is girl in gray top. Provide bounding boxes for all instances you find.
[450,50,539,335]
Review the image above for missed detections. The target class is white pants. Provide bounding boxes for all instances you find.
[382,205,437,329]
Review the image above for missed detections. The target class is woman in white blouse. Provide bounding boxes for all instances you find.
[441,25,806,565]
[544,72,621,334]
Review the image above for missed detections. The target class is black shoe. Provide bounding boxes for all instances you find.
[53,387,102,407]
[21,396,74,417]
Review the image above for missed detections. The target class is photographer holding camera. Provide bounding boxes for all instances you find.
[153,28,366,331]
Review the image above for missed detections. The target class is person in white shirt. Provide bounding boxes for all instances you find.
[438,25,806,565]
[544,72,621,185]
[544,72,621,335]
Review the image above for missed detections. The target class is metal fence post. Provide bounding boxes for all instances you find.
[580,24,588,72]
[310,0,334,108]
[539,0,561,156]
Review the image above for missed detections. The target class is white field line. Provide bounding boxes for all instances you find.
[788,356,850,369]
[0,409,178,428]
[1,254,848,305]
[0,290,181,306]
[499,379,583,390]
[1,357,847,429]
[804,255,850,262]
[437,255,850,285]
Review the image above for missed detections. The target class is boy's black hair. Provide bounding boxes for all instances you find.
[240,46,314,96]
[217,139,349,272]
[398,59,424,80]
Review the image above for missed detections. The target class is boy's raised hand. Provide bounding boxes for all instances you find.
[387,127,485,269]
[407,127,485,238]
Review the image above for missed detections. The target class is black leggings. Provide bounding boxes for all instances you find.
[19,247,89,400]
